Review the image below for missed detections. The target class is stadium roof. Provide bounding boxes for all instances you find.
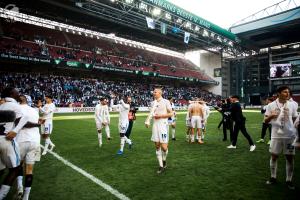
[0,0,239,55]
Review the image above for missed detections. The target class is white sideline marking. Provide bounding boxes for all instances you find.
[41,146,130,200]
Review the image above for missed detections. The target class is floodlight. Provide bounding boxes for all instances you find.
[152,8,161,16]
[165,13,171,20]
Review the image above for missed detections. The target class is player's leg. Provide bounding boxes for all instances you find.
[0,140,21,200]
[171,122,176,140]
[47,123,55,151]
[97,129,103,147]
[22,164,34,200]
[284,138,296,189]
[117,122,128,155]
[105,125,111,140]
[266,139,280,185]
[160,122,169,171]
[23,142,40,200]
[155,142,163,173]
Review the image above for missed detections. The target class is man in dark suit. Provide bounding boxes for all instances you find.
[227,95,256,151]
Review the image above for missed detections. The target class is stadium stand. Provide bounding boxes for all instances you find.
[0,72,221,107]
[0,20,214,81]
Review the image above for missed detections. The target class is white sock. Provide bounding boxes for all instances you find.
[97,132,102,146]
[172,128,175,138]
[120,137,125,152]
[0,185,11,200]
[17,176,23,190]
[286,159,294,182]
[162,149,168,161]
[125,136,132,145]
[48,138,54,146]
[44,139,50,152]
[22,187,31,200]
[270,158,277,178]
[190,134,194,142]
[186,134,189,140]
[156,149,163,167]
[105,126,110,138]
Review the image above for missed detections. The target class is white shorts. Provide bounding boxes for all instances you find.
[0,137,20,170]
[191,116,201,129]
[151,120,169,143]
[119,121,129,134]
[95,120,103,130]
[269,138,296,155]
[168,118,176,126]
[41,122,53,135]
[19,142,41,164]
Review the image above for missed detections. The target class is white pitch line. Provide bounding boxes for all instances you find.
[41,146,130,200]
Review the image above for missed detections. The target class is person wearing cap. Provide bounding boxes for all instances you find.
[227,95,256,152]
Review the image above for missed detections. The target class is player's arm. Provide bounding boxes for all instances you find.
[7,112,29,140]
[119,99,130,110]
[95,105,102,122]
[264,105,278,124]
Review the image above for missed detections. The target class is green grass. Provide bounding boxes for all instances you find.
[4,110,300,199]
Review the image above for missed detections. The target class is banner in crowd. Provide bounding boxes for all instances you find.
[0,53,51,63]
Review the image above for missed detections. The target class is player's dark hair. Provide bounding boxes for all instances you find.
[230,95,240,100]
[45,94,53,99]
[277,85,290,94]
[1,87,15,98]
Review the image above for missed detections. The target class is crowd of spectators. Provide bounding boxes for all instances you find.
[0,73,221,107]
[0,20,214,81]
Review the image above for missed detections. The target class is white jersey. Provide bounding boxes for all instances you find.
[203,104,211,121]
[152,98,172,123]
[16,104,40,144]
[0,97,28,136]
[111,100,130,123]
[40,103,56,121]
[265,99,298,139]
[95,104,110,123]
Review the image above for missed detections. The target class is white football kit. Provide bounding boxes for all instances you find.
[40,103,56,134]
[95,104,110,130]
[0,98,28,169]
[265,99,298,155]
[16,104,41,164]
[111,100,130,134]
[151,98,172,144]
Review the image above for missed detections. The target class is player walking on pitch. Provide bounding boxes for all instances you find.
[145,88,173,174]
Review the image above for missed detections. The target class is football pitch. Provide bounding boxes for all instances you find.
[8,110,300,199]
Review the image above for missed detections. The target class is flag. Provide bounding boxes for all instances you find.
[146,17,155,29]
[184,32,190,44]
[161,22,167,34]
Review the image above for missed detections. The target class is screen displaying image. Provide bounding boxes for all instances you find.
[270,63,292,78]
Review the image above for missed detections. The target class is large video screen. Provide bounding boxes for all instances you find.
[270,63,292,78]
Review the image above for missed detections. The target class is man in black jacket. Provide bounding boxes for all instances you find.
[227,95,256,151]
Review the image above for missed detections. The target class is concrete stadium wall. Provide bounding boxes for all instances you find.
[199,51,222,95]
